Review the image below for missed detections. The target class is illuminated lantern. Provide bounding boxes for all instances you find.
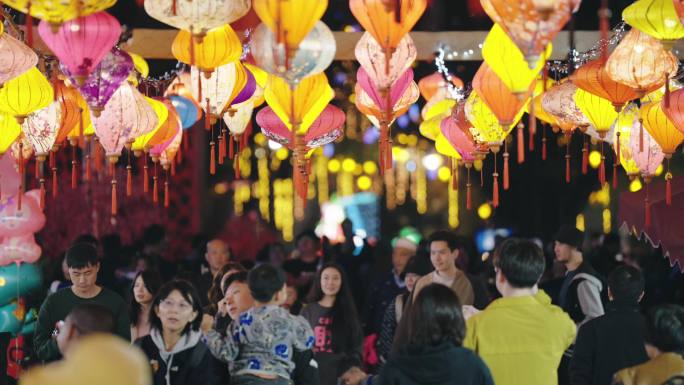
[542,81,589,133]
[132,97,169,153]
[419,99,456,140]
[3,0,116,29]
[253,0,328,56]
[570,59,639,112]
[0,32,38,87]
[0,113,21,156]
[482,23,551,96]
[128,52,149,79]
[622,0,684,48]
[606,29,678,95]
[63,47,134,117]
[170,95,200,129]
[355,32,417,90]
[190,61,248,118]
[613,104,642,178]
[52,78,82,148]
[350,0,427,74]
[482,0,578,68]
[22,101,61,207]
[662,87,684,136]
[172,24,242,75]
[574,89,618,139]
[38,12,121,86]
[418,72,464,102]
[250,21,336,86]
[472,61,531,126]
[145,0,250,38]
[0,67,53,124]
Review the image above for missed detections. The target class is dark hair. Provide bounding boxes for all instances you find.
[607,265,645,303]
[645,304,684,354]
[207,262,246,314]
[222,271,249,294]
[306,263,362,353]
[247,264,286,303]
[494,238,545,288]
[73,234,98,247]
[65,243,100,269]
[129,270,163,326]
[150,280,203,334]
[428,230,461,252]
[68,304,115,335]
[295,230,319,246]
[401,283,465,349]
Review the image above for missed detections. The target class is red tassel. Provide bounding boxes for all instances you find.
[153,175,158,204]
[25,11,33,48]
[218,135,225,165]
[665,73,671,109]
[143,157,150,192]
[85,155,91,182]
[612,165,618,189]
[492,173,499,208]
[228,134,235,159]
[205,99,210,131]
[503,151,510,190]
[51,167,57,198]
[666,174,672,206]
[126,166,133,196]
[222,128,228,160]
[529,102,536,152]
[71,144,77,188]
[209,142,216,175]
[517,124,524,164]
[466,167,472,210]
[34,158,39,180]
[581,141,588,175]
[111,163,117,216]
[164,179,170,208]
[39,179,45,210]
[94,140,103,173]
[566,155,571,183]
[171,0,177,15]
[451,164,458,190]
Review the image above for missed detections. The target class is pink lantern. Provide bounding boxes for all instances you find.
[91,82,139,158]
[0,33,38,87]
[356,67,414,112]
[630,118,665,180]
[256,104,345,150]
[355,32,416,90]
[38,12,121,85]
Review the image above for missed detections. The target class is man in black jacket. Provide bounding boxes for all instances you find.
[570,265,649,385]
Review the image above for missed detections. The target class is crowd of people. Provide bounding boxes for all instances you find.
[9,223,684,385]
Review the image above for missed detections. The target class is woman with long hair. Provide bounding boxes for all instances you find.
[301,263,363,385]
[129,270,163,341]
[205,262,245,317]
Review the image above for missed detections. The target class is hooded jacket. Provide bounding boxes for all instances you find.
[563,262,606,327]
[136,329,221,385]
[377,342,494,385]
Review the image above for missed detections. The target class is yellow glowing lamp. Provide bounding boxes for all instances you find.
[263,72,333,134]
[435,133,462,159]
[574,88,619,139]
[0,112,21,155]
[132,98,170,152]
[482,23,552,96]
[0,67,54,124]
[612,103,641,177]
[3,0,115,29]
[640,101,684,157]
[623,0,684,47]
[420,99,455,140]
[465,91,524,149]
[172,24,243,75]
[253,0,328,54]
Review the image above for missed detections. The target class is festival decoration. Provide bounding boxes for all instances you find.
[22,102,61,208]
[0,67,53,125]
[170,95,200,129]
[253,0,328,57]
[0,33,38,87]
[418,72,464,102]
[570,59,639,112]
[144,0,250,38]
[472,61,531,126]
[2,0,116,30]
[622,0,684,48]
[355,32,417,91]
[171,24,242,74]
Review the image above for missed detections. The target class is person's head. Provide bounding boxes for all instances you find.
[493,238,545,294]
[205,239,231,273]
[222,271,254,320]
[428,231,460,273]
[65,243,100,292]
[151,280,202,335]
[554,225,584,264]
[57,304,115,356]
[404,283,465,348]
[295,230,319,257]
[207,262,246,312]
[284,285,298,309]
[392,237,419,275]
[247,264,287,305]
[308,263,349,301]
[607,265,645,304]
[129,270,163,325]
[644,304,684,358]
[73,234,98,248]
[402,255,433,293]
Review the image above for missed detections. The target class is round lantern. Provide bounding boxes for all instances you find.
[172,24,242,75]
[623,0,684,48]
[3,0,116,29]
[355,32,417,91]
[472,61,531,126]
[0,32,38,87]
[145,0,250,38]
[0,67,53,124]
[570,59,639,112]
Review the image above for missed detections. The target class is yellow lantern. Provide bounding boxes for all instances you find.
[172,24,242,76]
[132,98,170,153]
[640,101,684,157]
[612,103,641,177]
[465,91,524,149]
[129,52,149,78]
[435,133,462,159]
[253,0,328,55]
[623,0,684,48]
[419,99,456,140]
[3,0,116,29]
[573,88,619,139]
[0,67,53,124]
[482,23,552,96]
[0,112,22,155]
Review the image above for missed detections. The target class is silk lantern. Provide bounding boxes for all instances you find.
[542,81,590,133]
[2,0,116,30]
[145,0,250,38]
[253,0,328,56]
[0,67,53,124]
[613,104,642,178]
[22,101,61,208]
[355,32,417,91]
[570,59,639,112]
[0,33,38,87]
[623,0,684,48]
[38,12,121,86]
[418,72,464,102]
[132,97,169,153]
[172,24,242,75]
[0,113,21,156]
[170,95,200,129]
[472,61,531,126]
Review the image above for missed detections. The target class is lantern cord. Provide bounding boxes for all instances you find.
[466,166,472,211]
[51,164,57,199]
[85,137,92,182]
[528,101,536,152]
[222,126,229,161]
[164,169,170,208]
[229,133,235,159]
[452,161,458,191]
[71,142,78,188]
[39,177,45,210]
[599,141,606,185]
[517,123,525,164]
[143,155,149,192]
[210,133,216,176]
[503,144,510,191]
[126,151,132,196]
[598,0,609,61]
[153,162,159,204]
[110,162,117,216]
[480,164,484,188]
[565,134,571,184]
[581,137,588,175]
[666,158,672,206]
[18,142,24,211]
[542,124,548,160]
[615,131,621,166]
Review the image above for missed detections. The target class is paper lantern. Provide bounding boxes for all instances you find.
[0,113,22,155]
[482,23,551,96]
[3,0,116,29]
[419,99,456,140]
[172,24,242,75]
[52,78,82,147]
[482,0,578,68]
[605,29,678,94]
[574,88,619,139]
[612,104,641,177]
[0,67,53,124]
[63,47,134,116]
[225,68,258,115]
[22,101,61,157]
[355,32,417,91]
[350,0,427,73]
[145,0,250,37]
[472,61,531,126]
[170,95,200,129]
[155,112,183,162]
[257,104,345,150]
[253,0,328,54]
[190,61,248,118]
[38,12,121,85]
[541,81,590,132]
[250,21,336,86]
[357,68,414,115]
[355,82,418,128]
[128,52,149,78]
[530,93,559,126]
[640,101,684,157]
[441,105,479,164]
[570,59,639,112]
[0,32,38,87]
[465,91,521,149]
[418,72,464,102]
[623,0,684,48]
[132,98,170,153]
[662,87,684,136]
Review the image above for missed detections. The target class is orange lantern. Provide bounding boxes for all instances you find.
[472,62,531,127]
[418,72,464,101]
[570,59,639,112]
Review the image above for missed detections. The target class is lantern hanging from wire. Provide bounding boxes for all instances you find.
[622,0,684,49]
[605,29,678,95]
[52,77,82,148]
[570,59,640,112]
[132,97,170,153]
[482,23,551,96]
[472,61,532,127]
[541,81,590,133]
[250,21,336,87]
[172,24,242,76]
[355,32,417,91]
[0,32,38,87]
[22,101,61,208]
[190,61,248,119]
[419,99,456,140]
[145,0,250,38]
[3,0,116,30]
[0,67,54,125]
[418,72,464,102]
[574,89,619,139]
[38,12,121,86]
[612,104,642,178]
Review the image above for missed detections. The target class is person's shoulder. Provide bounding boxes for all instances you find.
[99,287,127,303]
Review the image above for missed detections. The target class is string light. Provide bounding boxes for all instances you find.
[547,22,628,75]
[435,44,467,101]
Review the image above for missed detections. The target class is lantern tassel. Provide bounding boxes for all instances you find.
[209,141,216,175]
[25,11,33,48]
[71,143,77,189]
[153,164,159,204]
[493,153,499,207]
[599,142,606,185]
[529,101,536,152]
[503,150,510,190]
[143,156,149,192]
[451,162,458,190]
[665,73,671,110]
[164,170,170,208]
[51,167,57,198]
[218,134,225,165]
[612,164,618,189]
[666,159,672,206]
[94,140,104,174]
[111,163,117,216]
[581,139,588,175]
[517,123,524,164]
[228,134,234,159]
[18,143,24,211]
[222,127,228,161]
[39,179,45,210]
[542,124,548,161]
[34,158,39,180]
[126,166,133,197]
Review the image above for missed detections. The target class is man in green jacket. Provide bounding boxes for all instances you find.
[34,243,130,362]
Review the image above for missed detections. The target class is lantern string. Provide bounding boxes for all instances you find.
[466,165,472,211]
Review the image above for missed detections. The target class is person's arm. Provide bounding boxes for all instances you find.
[33,295,60,361]
[204,324,241,362]
[576,281,604,325]
[292,315,315,352]
[376,301,397,363]
[570,323,596,385]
